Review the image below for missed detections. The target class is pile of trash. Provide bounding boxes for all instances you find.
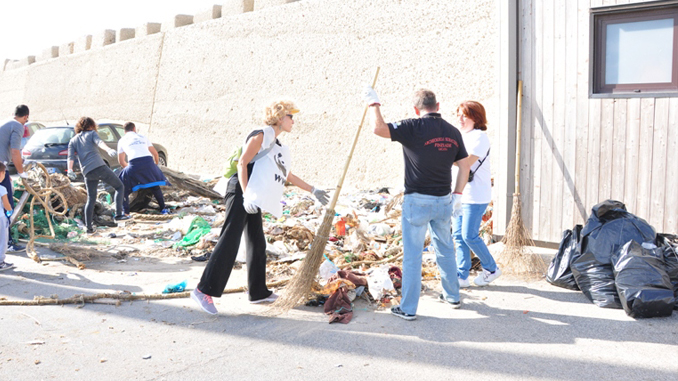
[12,167,496,323]
[547,200,678,319]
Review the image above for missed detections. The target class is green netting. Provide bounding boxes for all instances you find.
[12,207,81,240]
[173,216,211,249]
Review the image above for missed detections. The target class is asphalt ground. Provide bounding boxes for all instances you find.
[1,245,677,380]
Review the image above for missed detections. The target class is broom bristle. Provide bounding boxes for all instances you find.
[498,193,547,277]
[270,209,336,313]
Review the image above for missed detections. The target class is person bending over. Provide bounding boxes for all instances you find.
[67,117,129,234]
[117,122,170,215]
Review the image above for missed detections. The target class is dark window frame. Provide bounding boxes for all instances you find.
[591,1,678,97]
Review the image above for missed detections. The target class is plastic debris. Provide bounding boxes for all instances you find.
[367,265,396,300]
[173,217,211,248]
[319,257,339,281]
[162,280,187,294]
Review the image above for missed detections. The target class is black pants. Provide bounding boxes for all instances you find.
[123,186,165,214]
[197,182,271,300]
[84,165,124,229]
[0,172,14,243]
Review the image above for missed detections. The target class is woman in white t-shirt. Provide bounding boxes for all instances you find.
[191,100,330,315]
[452,101,501,287]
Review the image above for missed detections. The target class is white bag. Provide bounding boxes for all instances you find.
[213,176,229,197]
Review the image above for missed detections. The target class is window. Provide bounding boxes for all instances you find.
[592,2,678,96]
[97,126,117,143]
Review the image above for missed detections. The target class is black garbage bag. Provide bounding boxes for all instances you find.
[571,200,656,309]
[657,234,678,309]
[612,240,673,318]
[546,225,582,290]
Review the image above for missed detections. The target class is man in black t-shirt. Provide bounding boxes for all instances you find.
[364,87,470,320]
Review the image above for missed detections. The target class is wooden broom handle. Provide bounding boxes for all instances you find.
[327,67,380,210]
[514,80,523,194]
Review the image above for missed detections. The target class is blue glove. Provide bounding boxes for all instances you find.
[5,210,13,218]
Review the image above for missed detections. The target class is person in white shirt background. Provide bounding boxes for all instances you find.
[117,122,170,215]
[451,101,501,287]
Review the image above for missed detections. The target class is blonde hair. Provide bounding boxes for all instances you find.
[264,100,298,126]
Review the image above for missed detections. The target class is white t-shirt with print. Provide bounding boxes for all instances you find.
[451,129,492,204]
[243,126,291,218]
[117,132,153,161]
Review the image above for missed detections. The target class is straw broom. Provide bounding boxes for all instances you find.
[272,67,380,312]
[499,80,546,276]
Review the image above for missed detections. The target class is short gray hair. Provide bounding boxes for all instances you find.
[413,89,437,111]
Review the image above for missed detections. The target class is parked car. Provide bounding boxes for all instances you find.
[21,123,168,178]
[22,122,45,149]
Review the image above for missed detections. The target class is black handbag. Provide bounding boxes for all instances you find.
[468,148,490,182]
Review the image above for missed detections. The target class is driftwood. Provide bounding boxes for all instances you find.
[129,188,155,212]
[339,251,404,269]
[0,279,290,306]
[160,166,222,200]
[9,191,29,227]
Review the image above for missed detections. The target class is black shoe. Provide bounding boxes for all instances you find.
[390,306,416,321]
[191,252,212,262]
[7,242,25,253]
[0,261,15,271]
[439,294,462,309]
[114,214,132,221]
[86,227,97,235]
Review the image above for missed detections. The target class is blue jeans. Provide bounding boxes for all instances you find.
[453,203,497,279]
[0,172,14,244]
[400,193,459,315]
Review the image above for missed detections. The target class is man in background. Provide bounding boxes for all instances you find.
[0,105,30,253]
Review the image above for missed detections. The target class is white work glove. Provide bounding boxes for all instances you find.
[67,169,76,181]
[107,148,116,157]
[452,193,463,218]
[362,85,381,107]
[311,186,329,206]
[18,172,29,179]
[243,199,259,214]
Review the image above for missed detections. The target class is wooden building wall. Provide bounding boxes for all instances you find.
[518,0,678,242]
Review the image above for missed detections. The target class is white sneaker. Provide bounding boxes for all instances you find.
[458,276,471,288]
[250,292,279,304]
[474,268,502,286]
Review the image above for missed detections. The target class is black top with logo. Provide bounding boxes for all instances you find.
[388,113,468,196]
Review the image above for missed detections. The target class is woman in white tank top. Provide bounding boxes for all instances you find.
[191,100,330,315]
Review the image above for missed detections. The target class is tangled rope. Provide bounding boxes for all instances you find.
[18,163,71,264]
[0,279,290,306]
[130,212,174,221]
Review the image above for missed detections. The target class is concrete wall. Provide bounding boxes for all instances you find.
[0,0,499,192]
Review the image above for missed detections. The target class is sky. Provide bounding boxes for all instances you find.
[0,0,223,60]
